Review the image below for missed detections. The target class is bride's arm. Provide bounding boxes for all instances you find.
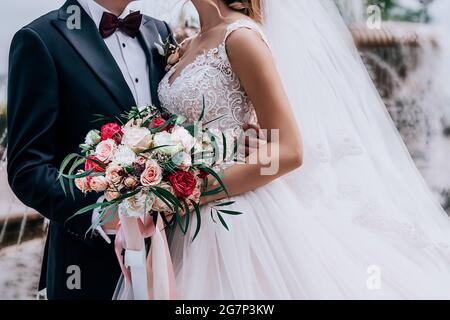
[202,28,303,204]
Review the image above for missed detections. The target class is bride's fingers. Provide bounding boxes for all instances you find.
[242,123,266,140]
[242,136,266,157]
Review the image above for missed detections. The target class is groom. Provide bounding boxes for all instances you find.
[7,0,171,299]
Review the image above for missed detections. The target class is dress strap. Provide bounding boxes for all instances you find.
[223,19,271,49]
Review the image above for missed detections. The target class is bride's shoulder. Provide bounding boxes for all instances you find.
[225,20,271,62]
[224,19,270,51]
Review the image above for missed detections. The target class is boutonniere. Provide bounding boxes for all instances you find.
[155,33,180,67]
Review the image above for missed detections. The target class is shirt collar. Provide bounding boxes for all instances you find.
[78,0,142,29]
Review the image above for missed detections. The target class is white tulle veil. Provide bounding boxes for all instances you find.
[263,0,450,247]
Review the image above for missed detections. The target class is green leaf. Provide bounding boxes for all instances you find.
[198,95,206,122]
[152,188,175,212]
[81,155,106,170]
[222,132,227,162]
[67,188,141,222]
[182,200,190,234]
[203,114,226,126]
[210,208,217,224]
[99,204,118,227]
[58,153,79,181]
[139,145,172,154]
[149,115,176,134]
[201,186,223,197]
[174,209,187,234]
[200,166,229,197]
[60,169,97,180]
[214,201,236,207]
[217,212,229,231]
[191,200,202,241]
[219,210,243,216]
[153,186,183,214]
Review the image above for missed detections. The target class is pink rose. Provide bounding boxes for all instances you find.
[75,176,91,193]
[106,165,125,186]
[89,176,109,193]
[135,156,148,166]
[187,185,202,213]
[95,139,117,163]
[140,160,163,187]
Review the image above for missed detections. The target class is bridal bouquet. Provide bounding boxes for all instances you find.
[58,105,241,240]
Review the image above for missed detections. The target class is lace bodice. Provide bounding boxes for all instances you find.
[158,20,269,138]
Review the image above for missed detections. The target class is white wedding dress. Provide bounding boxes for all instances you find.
[156,2,450,300]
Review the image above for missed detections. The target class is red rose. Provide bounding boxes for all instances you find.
[149,117,170,132]
[101,123,122,144]
[85,156,106,173]
[197,169,209,180]
[168,171,197,198]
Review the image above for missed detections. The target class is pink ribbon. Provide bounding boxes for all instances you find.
[114,214,177,300]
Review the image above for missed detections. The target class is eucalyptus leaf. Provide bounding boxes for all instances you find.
[217,212,229,231]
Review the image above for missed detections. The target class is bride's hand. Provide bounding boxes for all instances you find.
[242,123,267,157]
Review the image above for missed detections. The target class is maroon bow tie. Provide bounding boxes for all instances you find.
[99,11,143,39]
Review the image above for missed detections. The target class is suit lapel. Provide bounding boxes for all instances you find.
[52,0,136,111]
[138,17,162,110]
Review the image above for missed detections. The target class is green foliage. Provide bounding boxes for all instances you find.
[366,0,432,23]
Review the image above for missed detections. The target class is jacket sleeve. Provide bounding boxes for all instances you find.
[7,27,101,245]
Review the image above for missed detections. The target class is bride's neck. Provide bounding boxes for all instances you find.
[192,0,235,31]
[94,0,134,16]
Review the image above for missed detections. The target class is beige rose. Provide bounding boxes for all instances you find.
[123,176,139,189]
[140,160,163,187]
[105,188,121,201]
[89,176,109,192]
[119,191,155,218]
[106,165,124,186]
[75,176,91,193]
[153,182,175,213]
[122,126,153,153]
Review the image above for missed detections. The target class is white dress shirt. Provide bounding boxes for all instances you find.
[78,0,152,108]
[78,0,153,240]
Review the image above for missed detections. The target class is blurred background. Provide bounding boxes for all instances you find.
[0,0,449,299]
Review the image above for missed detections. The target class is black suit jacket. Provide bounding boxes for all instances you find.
[7,0,171,299]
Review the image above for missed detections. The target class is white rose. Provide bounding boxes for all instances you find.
[95,139,117,163]
[122,126,153,153]
[85,130,101,146]
[119,191,155,218]
[172,151,192,171]
[153,131,183,156]
[172,126,196,152]
[111,145,136,167]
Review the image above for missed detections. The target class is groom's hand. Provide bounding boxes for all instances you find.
[166,37,192,69]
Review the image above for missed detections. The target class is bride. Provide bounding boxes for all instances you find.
[154,0,450,299]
